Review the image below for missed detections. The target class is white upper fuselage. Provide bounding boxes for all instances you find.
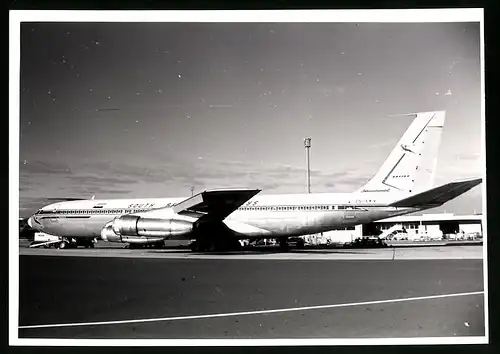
[28,191,420,240]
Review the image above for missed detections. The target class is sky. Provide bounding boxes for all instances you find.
[16,18,483,217]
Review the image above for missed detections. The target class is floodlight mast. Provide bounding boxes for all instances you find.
[304,137,311,193]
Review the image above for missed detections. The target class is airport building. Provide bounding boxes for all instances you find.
[303,213,483,245]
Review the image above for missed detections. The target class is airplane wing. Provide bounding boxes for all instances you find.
[389,177,482,208]
[172,188,261,221]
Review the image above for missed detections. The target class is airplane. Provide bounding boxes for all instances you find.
[26,110,482,251]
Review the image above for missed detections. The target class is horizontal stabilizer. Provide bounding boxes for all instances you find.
[173,188,261,221]
[389,178,482,208]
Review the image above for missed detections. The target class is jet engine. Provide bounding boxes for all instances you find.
[101,222,121,242]
[101,214,194,243]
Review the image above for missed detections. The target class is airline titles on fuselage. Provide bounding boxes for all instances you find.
[127,203,156,209]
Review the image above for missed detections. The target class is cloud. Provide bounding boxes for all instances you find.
[68,175,136,185]
[20,160,73,175]
[334,86,346,94]
[17,155,385,212]
[367,140,397,149]
[18,154,483,217]
[455,152,481,161]
[435,151,483,184]
[18,197,55,217]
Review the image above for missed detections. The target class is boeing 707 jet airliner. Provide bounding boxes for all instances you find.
[27,111,482,251]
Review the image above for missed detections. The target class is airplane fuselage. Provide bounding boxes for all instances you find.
[29,191,421,241]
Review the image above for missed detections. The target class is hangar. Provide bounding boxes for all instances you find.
[303,213,483,245]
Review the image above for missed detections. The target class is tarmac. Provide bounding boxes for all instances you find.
[16,244,486,341]
[18,242,483,260]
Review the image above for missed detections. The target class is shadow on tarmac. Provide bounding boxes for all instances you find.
[145,247,380,256]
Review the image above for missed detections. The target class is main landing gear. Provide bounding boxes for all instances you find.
[190,238,242,252]
[279,237,290,252]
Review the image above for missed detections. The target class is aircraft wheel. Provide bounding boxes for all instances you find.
[59,241,68,249]
[190,240,208,252]
[278,237,289,252]
[207,241,218,252]
[226,238,242,251]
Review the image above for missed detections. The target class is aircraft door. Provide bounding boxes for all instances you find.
[48,206,60,224]
[343,207,357,220]
[342,206,358,225]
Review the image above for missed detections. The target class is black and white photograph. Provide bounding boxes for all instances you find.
[10,9,486,345]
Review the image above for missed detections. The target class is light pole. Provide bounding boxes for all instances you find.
[304,137,311,193]
[190,186,194,196]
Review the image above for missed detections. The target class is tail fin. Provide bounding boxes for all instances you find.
[357,111,445,194]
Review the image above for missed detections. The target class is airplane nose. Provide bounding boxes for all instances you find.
[27,215,40,229]
[27,216,33,228]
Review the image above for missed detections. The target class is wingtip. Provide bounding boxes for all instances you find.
[454,177,483,185]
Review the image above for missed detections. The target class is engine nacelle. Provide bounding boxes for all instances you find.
[111,214,194,238]
[101,222,121,242]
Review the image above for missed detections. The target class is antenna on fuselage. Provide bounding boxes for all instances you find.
[91,195,95,200]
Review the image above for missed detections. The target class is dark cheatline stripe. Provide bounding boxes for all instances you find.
[39,216,92,219]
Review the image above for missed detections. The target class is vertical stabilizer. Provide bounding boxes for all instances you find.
[357,111,445,194]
